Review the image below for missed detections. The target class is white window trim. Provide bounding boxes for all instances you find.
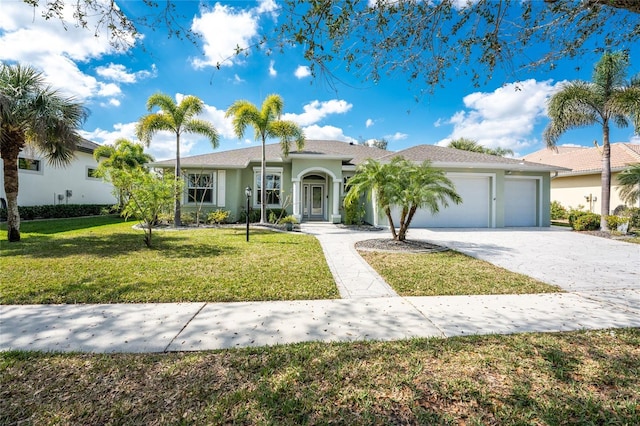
[253,167,284,208]
[18,157,43,175]
[184,171,217,205]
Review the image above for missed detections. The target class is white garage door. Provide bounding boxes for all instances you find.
[504,178,537,227]
[404,175,491,228]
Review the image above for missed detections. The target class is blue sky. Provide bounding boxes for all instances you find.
[1,0,639,161]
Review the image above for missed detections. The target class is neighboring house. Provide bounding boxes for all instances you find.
[153,140,561,228]
[523,143,640,213]
[0,139,117,207]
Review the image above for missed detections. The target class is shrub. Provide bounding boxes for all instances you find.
[606,215,628,231]
[156,212,173,224]
[207,209,231,224]
[238,208,261,223]
[238,208,287,224]
[344,201,366,225]
[268,211,277,224]
[0,204,115,221]
[627,207,640,230]
[278,215,299,224]
[550,201,568,220]
[568,205,588,228]
[180,211,196,225]
[572,213,601,231]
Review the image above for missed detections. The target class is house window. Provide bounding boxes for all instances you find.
[18,157,41,172]
[186,172,216,204]
[87,167,100,179]
[343,175,353,194]
[255,170,282,206]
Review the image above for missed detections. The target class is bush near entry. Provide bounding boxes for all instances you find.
[572,213,601,231]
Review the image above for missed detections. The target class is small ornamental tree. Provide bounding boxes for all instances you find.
[120,168,178,247]
[93,138,154,209]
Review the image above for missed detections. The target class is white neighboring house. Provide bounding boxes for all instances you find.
[0,139,116,208]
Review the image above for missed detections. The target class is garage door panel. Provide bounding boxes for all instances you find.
[504,179,537,227]
[394,176,491,228]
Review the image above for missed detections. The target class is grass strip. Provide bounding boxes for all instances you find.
[1,329,638,425]
[359,250,561,296]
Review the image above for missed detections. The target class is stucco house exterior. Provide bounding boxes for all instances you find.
[0,139,116,208]
[153,140,561,228]
[523,143,640,213]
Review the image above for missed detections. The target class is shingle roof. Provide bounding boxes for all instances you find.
[153,140,565,172]
[153,140,389,168]
[76,138,101,153]
[381,144,564,171]
[522,143,640,175]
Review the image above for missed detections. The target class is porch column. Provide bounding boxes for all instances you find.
[292,178,301,222]
[331,179,341,223]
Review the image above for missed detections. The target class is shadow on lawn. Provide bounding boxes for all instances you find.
[1,215,125,235]
[0,232,237,259]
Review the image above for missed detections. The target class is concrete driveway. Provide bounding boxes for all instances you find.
[406,227,640,311]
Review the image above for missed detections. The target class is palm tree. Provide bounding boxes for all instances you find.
[93,138,154,209]
[0,63,88,242]
[136,93,219,226]
[544,51,640,230]
[225,94,305,224]
[617,164,640,206]
[345,157,461,241]
[448,138,514,157]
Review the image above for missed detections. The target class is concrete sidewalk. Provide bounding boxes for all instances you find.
[1,224,639,353]
[2,293,638,353]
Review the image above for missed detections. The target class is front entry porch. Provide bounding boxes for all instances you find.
[292,169,342,224]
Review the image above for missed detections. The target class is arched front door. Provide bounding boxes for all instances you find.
[302,174,326,221]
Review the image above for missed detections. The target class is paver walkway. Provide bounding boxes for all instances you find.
[1,224,639,353]
[300,223,398,298]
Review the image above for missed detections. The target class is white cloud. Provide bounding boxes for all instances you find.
[302,125,357,143]
[268,60,277,77]
[366,118,374,128]
[95,63,157,83]
[385,132,408,141]
[191,1,274,69]
[233,74,246,84]
[436,79,559,153]
[82,96,236,160]
[294,65,311,79]
[0,1,141,103]
[256,0,279,15]
[282,99,353,126]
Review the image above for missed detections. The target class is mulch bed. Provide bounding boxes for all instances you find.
[355,238,449,253]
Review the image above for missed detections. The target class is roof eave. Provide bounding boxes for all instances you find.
[430,161,566,172]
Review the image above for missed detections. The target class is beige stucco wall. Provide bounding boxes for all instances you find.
[551,172,639,214]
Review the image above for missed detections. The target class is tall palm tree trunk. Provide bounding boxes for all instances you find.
[601,124,611,230]
[2,148,21,242]
[174,132,182,227]
[260,136,267,224]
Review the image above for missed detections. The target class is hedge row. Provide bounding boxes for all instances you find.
[0,204,116,221]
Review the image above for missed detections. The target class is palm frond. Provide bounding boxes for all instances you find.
[183,119,220,149]
[136,113,175,145]
[268,120,305,156]
[617,164,640,205]
[225,100,261,140]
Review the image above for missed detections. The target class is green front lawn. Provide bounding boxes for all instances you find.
[2,329,638,424]
[0,217,337,304]
[359,250,561,296]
